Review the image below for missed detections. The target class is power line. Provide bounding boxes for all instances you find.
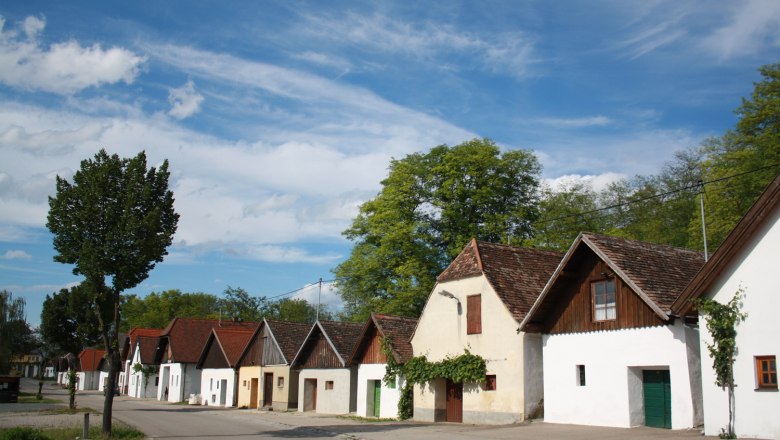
[264,278,340,300]
[537,162,780,225]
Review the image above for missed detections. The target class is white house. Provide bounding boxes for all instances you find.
[291,320,363,415]
[521,233,705,430]
[348,314,417,419]
[128,335,160,398]
[119,329,159,395]
[76,348,104,391]
[672,173,780,439]
[155,318,257,403]
[196,327,256,407]
[411,239,563,424]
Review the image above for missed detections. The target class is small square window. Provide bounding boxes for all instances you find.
[325,380,334,390]
[277,377,284,388]
[577,365,586,386]
[484,375,496,391]
[755,355,777,389]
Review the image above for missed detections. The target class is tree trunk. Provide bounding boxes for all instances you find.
[95,284,122,437]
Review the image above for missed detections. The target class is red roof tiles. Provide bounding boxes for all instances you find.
[159,318,258,364]
[78,348,105,372]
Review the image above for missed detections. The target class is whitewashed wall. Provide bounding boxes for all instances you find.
[297,368,356,415]
[200,368,237,407]
[542,323,702,429]
[356,364,404,418]
[699,203,780,439]
[156,362,201,403]
[411,276,534,424]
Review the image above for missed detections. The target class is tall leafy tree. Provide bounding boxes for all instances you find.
[335,138,541,320]
[47,149,178,435]
[40,283,103,354]
[220,286,269,322]
[0,290,36,374]
[267,298,331,323]
[121,290,219,331]
[530,180,604,251]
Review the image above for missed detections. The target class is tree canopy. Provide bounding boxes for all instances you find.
[121,290,219,331]
[40,283,103,355]
[47,149,179,435]
[334,138,541,320]
[1,290,36,374]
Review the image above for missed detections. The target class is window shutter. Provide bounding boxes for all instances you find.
[467,294,482,334]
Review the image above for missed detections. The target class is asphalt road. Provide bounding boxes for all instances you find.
[6,378,714,440]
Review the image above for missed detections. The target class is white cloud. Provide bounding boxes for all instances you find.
[0,15,146,94]
[168,80,204,120]
[290,280,343,311]
[297,12,537,77]
[2,249,32,260]
[531,116,612,128]
[545,172,626,193]
[292,51,352,71]
[701,0,780,60]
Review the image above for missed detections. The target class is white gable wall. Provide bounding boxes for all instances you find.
[543,323,702,429]
[699,203,780,439]
[298,368,357,415]
[411,275,537,423]
[200,368,237,407]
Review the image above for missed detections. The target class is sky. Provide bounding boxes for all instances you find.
[1,1,779,328]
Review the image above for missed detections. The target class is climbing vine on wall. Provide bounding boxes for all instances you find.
[695,287,747,439]
[381,337,487,420]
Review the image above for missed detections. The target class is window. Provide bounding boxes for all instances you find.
[325,381,334,390]
[210,378,214,390]
[577,365,586,386]
[756,356,777,389]
[175,375,179,386]
[592,279,616,321]
[467,294,482,334]
[277,377,284,388]
[484,375,497,391]
[243,380,247,387]
[155,377,159,386]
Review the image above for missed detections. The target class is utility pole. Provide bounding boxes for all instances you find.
[698,180,709,262]
[316,278,322,321]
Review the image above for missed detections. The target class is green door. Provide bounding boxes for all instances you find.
[643,370,671,429]
[373,380,381,417]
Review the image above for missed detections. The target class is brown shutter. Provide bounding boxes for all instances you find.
[467,294,482,334]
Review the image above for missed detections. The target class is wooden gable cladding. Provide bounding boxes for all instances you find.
[544,253,665,334]
[299,332,342,369]
[260,325,286,366]
[238,328,264,368]
[200,337,229,369]
[356,327,387,364]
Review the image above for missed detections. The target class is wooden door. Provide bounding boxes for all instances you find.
[372,380,381,417]
[445,380,463,423]
[643,370,671,429]
[263,373,274,407]
[249,378,258,409]
[303,378,317,411]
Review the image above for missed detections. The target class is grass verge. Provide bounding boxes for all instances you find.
[0,422,143,439]
[17,393,61,404]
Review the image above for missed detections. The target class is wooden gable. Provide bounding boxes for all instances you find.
[238,326,264,368]
[199,336,229,369]
[298,331,342,369]
[354,326,387,365]
[542,251,665,334]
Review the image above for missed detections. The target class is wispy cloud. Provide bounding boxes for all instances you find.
[701,0,780,60]
[168,80,204,120]
[0,15,146,94]
[2,249,31,260]
[530,116,612,128]
[297,12,537,77]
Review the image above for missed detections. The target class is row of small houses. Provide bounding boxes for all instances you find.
[59,173,779,439]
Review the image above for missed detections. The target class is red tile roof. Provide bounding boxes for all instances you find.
[136,336,159,365]
[213,328,257,367]
[292,320,364,367]
[159,317,258,364]
[438,239,564,322]
[78,348,105,372]
[126,328,161,363]
[373,314,417,363]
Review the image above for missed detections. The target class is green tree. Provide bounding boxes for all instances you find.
[121,290,219,331]
[694,64,780,252]
[268,298,331,323]
[0,290,36,374]
[335,138,541,320]
[40,283,103,355]
[220,286,268,322]
[47,149,179,435]
[530,180,604,251]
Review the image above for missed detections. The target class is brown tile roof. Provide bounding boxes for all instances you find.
[438,239,563,322]
[583,233,704,314]
[319,320,364,362]
[372,314,417,364]
[672,172,780,316]
[137,336,159,365]
[78,348,105,372]
[127,328,161,363]
[264,319,312,363]
[160,318,258,364]
[213,328,257,367]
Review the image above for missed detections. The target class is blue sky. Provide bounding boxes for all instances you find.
[1,1,779,327]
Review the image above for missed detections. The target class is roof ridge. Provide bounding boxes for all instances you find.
[583,232,702,255]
